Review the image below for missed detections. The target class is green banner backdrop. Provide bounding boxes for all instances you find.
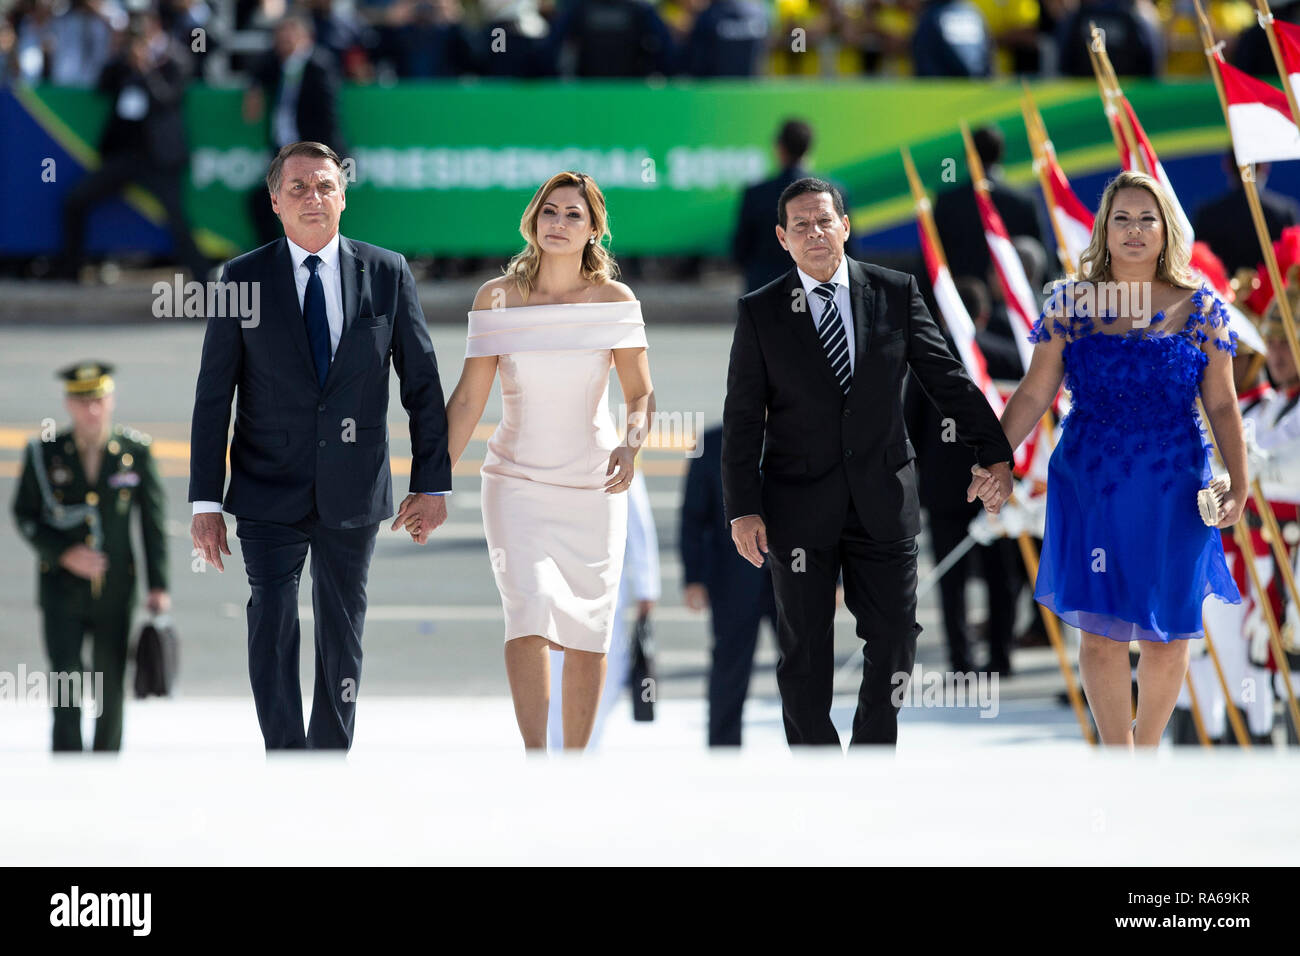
[16,80,1236,257]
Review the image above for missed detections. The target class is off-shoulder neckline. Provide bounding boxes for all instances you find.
[468,300,642,315]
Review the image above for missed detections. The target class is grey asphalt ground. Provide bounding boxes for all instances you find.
[0,312,1069,711]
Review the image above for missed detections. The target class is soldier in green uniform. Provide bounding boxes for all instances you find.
[10,361,170,751]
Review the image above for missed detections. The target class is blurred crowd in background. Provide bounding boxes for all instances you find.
[0,0,1298,86]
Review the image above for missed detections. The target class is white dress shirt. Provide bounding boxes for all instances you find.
[796,255,855,376]
[729,257,857,525]
[193,232,449,515]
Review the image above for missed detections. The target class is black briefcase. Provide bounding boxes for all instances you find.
[628,612,655,722]
[133,615,179,698]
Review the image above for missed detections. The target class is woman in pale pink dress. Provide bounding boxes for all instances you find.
[419,171,654,751]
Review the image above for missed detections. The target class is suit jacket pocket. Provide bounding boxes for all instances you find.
[240,426,289,449]
[886,439,916,468]
[355,425,387,447]
[760,452,807,477]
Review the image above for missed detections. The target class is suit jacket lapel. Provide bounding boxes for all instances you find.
[784,268,844,395]
[338,235,361,341]
[848,258,876,370]
[272,238,320,389]
[320,236,364,392]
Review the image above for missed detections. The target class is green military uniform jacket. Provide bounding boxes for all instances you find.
[11,425,169,614]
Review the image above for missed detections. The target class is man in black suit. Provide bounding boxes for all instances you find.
[932,125,1047,285]
[722,178,1013,747]
[245,15,349,247]
[56,15,210,281]
[190,142,452,751]
[680,423,778,746]
[1193,153,1299,276]
[733,119,852,294]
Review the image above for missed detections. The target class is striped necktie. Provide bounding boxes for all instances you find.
[811,281,852,394]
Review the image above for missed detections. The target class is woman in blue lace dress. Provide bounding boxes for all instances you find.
[973,171,1247,747]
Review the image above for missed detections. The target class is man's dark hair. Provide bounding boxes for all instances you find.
[266,141,346,195]
[777,177,845,228]
[972,125,1004,169]
[776,119,813,166]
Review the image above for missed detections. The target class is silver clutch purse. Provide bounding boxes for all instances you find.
[1198,475,1232,526]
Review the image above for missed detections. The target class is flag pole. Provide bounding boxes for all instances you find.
[1193,0,1300,376]
[1088,25,1143,170]
[1021,81,1078,276]
[1204,617,1253,746]
[1255,0,1300,131]
[1184,672,1213,746]
[902,144,1096,747]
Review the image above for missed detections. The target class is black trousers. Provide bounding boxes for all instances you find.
[707,571,778,747]
[767,500,921,747]
[928,508,1021,671]
[59,152,208,279]
[42,603,132,752]
[236,512,379,751]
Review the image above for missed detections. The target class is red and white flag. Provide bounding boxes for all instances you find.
[917,220,1033,472]
[974,188,1038,376]
[1216,54,1300,165]
[918,221,1003,416]
[1117,97,1196,245]
[1039,136,1095,271]
[1272,19,1300,103]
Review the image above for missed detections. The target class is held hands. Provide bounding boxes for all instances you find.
[191,513,230,572]
[731,515,768,568]
[605,445,635,494]
[967,461,1014,515]
[392,493,448,545]
[146,589,171,614]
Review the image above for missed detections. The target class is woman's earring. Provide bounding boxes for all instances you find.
[1104,249,1110,269]
[1158,251,1165,268]
[589,236,596,245]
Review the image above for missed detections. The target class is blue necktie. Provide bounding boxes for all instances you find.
[302,254,331,388]
[811,282,852,394]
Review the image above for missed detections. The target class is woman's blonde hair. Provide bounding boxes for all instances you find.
[503,171,619,300]
[1077,170,1196,290]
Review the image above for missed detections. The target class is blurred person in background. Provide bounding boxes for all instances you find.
[47,0,124,87]
[911,0,992,76]
[548,467,660,751]
[1193,153,1299,277]
[971,0,1040,74]
[245,13,349,246]
[681,0,768,76]
[681,423,778,746]
[377,0,474,77]
[733,118,852,293]
[11,362,169,752]
[933,124,1045,290]
[1054,0,1162,77]
[302,0,378,78]
[14,0,57,83]
[550,0,676,76]
[0,15,19,84]
[1231,0,1300,74]
[904,278,1024,674]
[159,0,215,76]
[55,13,211,281]
[475,0,556,77]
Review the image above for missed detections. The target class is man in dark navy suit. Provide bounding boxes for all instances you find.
[680,423,777,746]
[189,142,452,751]
[722,178,1013,747]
